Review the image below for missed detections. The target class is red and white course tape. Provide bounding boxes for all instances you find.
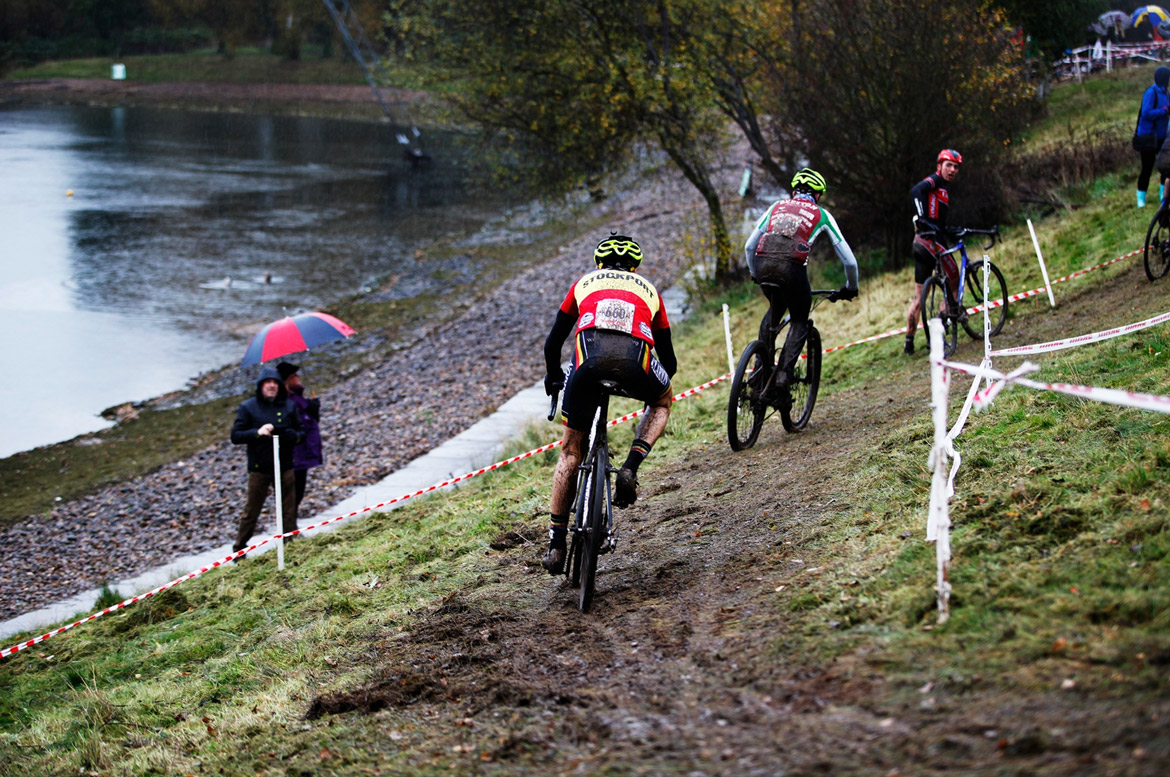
[936,357,1170,415]
[1,374,732,658]
[2,245,1144,657]
[994,309,1170,357]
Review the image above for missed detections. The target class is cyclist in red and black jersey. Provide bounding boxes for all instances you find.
[904,149,961,355]
[540,235,677,574]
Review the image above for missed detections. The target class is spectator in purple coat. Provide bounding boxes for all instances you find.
[277,362,323,517]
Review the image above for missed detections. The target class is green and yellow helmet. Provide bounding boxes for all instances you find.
[593,234,643,271]
[790,168,827,196]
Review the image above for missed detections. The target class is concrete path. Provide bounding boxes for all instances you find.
[0,284,688,643]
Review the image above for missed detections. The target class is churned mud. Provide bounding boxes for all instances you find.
[303,262,1170,775]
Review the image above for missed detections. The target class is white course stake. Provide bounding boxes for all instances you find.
[926,319,952,624]
[722,303,735,375]
[1026,219,1056,308]
[982,256,992,386]
[273,435,285,570]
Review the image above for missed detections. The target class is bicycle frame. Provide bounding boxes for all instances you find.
[937,242,971,303]
[930,226,998,305]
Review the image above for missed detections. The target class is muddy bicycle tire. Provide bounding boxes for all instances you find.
[919,276,957,357]
[577,444,609,613]
[566,467,589,589]
[780,326,821,432]
[727,339,769,451]
[1145,206,1170,281]
[961,260,1008,339]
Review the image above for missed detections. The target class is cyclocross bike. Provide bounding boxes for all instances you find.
[917,226,1008,358]
[1143,199,1170,281]
[727,288,835,451]
[549,380,622,612]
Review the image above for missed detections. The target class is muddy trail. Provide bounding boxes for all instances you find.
[306,260,1170,776]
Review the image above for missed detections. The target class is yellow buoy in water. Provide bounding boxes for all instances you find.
[66,190,73,197]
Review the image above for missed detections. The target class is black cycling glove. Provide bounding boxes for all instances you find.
[828,286,858,302]
[544,374,564,397]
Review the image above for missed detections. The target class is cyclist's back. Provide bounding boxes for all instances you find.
[540,235,677,575]
[743,168,858,387]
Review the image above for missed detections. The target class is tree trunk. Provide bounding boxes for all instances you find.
[662,143,733,282]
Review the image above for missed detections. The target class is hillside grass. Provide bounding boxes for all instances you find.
[2,156,1168,772]
[1022,63,1150,146]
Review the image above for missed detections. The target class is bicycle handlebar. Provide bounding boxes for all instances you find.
[950,225,1000,251]
[548,390,560,422]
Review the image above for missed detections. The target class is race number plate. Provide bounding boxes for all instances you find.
[594,299,636,334]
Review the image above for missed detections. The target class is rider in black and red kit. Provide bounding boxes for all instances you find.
[904,149,962,355]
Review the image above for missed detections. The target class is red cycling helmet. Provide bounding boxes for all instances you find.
[937,148,963,166]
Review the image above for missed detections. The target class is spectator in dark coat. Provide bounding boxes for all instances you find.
[277,362,323,516]
[230,366,304,554]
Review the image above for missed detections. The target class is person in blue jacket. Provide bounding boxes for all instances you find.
[1136,66,1170,208]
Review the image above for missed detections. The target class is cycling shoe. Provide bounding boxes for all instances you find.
[614,468,638,508]
[541,543,565,575]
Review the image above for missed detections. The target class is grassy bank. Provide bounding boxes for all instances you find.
[1,160,1168,772]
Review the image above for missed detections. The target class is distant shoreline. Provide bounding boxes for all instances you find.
[0,77,440,124]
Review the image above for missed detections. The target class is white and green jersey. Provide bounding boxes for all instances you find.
[744,195,858,289]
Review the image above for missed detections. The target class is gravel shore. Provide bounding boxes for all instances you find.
[0,149,734,621]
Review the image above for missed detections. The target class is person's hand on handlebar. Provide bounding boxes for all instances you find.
[544,373,564,397]
[828,286,858,302]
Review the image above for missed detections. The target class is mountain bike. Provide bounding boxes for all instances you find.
[917,226,1008,358]
[1143,199,1170,280]
[726,289,835,451]
[550,380,622,613]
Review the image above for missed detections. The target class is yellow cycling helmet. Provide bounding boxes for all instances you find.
[594,234,643,270]
[790,168,827,195]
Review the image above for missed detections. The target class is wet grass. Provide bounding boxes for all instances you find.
[1,193,1167,772]
[2,77,1169,772]
[1022,64,1148,146]
[3,195,1167,771]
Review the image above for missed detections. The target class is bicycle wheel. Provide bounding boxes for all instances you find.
[567,467,590,588]
[780,326,821,432]
[961,260,1008,339]
[919,276,957,357]
[578,444,609,613]
[1145,206,1170,281]
[727,339,770,451]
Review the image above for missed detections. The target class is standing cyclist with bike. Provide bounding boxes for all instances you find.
[743,168,859,390]
[904,149,962,355]
[541,235,677,574]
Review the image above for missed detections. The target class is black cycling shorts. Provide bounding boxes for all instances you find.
[561,329,671,432]
[913,236,943,284]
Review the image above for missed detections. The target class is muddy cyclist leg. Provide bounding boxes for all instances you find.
[615,389,671,508]
[544,426,587,574]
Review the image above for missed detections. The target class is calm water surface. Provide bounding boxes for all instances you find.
[0,104,505,458]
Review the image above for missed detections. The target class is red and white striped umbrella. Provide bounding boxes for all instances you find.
[240,312,355,366]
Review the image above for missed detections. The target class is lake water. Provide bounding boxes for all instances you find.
[0,104,505,458]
